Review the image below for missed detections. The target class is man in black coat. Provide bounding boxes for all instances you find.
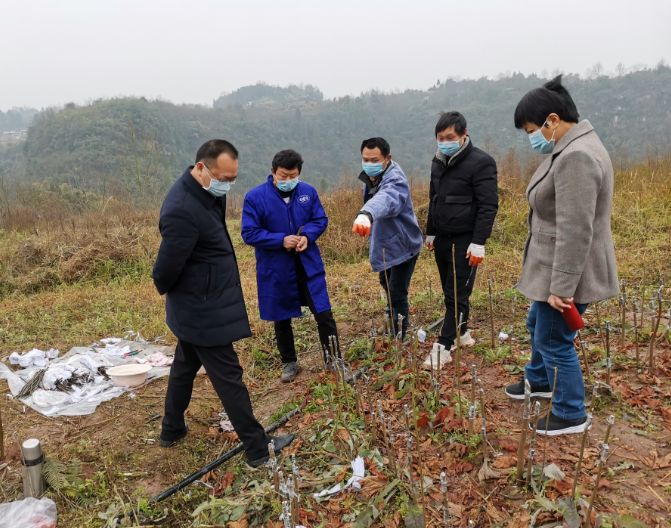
[423,112,499,368]
[152,139,293,466]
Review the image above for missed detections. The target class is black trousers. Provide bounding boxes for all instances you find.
[434,232,476,347]
[378,254,418,338]
[274,258,339,364]
[161,339,268,461]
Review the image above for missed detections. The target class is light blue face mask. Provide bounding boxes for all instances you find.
[362,161,385,177]
[202,165,233,197]
[437,140,461,157]
[528,122,556,154]
[277,178,299,192]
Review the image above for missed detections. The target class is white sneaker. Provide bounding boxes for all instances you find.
[423,342,452,369]
[451,331,475,351]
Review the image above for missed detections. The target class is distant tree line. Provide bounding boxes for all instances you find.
[1,66,669,204]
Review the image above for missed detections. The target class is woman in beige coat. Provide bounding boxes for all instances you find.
[505,76,618,436]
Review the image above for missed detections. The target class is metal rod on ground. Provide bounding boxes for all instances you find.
[149,407,299,504]
[586,415,615,525]
[515,379,531,485]
[571,414,592,499]
[488,277,495,350]
[451,244,461,419]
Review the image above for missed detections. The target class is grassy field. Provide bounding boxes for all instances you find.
[0,156,669,527]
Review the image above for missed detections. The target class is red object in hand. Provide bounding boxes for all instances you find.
[562,301,585,331]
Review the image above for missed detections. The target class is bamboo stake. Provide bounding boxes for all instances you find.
[538,367,559,489]
[571,415,592,498]
[620,280,627,348]
[488,277,496,349]
[455,312,464,420]
[0,396,4,460]
[604,323,612,387]
[469,364,477,435]
[440,471,450,524]
[451,244,461,417]
[268,440,280,492]
[648,284,663,376]
[577,331,592,385]
[515,379,531,485]
[632,299,640,368]
[525,401,542,489]
[586,415,615,525]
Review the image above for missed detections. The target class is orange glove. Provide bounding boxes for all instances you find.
[352,214,371,237]
[466,243,485,266]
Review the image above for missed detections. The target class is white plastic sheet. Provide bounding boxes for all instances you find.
[0,497,57,528]
[0,339,174,417]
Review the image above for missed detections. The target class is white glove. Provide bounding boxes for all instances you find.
[466,243,485,266]
[425,235,435,250]
[352,213,371,236]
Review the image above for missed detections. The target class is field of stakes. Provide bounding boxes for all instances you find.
[0,156,670,527]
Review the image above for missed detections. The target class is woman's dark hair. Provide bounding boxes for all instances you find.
[514,75,580,129]
[195,139,238,164]
[360,137,390,157]
[272,149,304,173]
[435,111,467,137]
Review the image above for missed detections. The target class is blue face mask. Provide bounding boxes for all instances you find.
[362,161,385,177]
[437,140,461,157]
[202,165,233,197]
[528,122,556,154]
[277,178,299,192]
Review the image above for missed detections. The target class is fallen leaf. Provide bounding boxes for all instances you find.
[433,406,453,427]
[492,455,517,469]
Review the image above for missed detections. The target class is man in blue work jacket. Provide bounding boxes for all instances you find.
[152,139,293,467]
[352,137,424,339]
[242,149,339,383]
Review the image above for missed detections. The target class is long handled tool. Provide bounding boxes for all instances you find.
[149,407,299,504]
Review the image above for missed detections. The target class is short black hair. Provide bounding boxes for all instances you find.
[514,75,580,129]
[195,139,238,164]
[435,111,467,137]
[360,137,390,157]
[272,149,304,173]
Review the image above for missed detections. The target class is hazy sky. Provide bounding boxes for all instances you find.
[1,0,669,111]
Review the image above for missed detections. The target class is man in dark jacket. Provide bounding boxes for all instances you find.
[423,112,499,368]
[241,149,339,383]
[152,139,293,467]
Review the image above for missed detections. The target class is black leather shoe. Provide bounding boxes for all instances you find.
[504,379,552,400]
[247,433,295,468]
[534,412,589,436]
[159,426,188,448]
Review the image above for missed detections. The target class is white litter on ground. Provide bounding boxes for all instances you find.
[0,338,174,417]
[313,456,365,498]
[8,348,59,368]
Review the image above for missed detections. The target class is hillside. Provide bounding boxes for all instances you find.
[1,66,670,203]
